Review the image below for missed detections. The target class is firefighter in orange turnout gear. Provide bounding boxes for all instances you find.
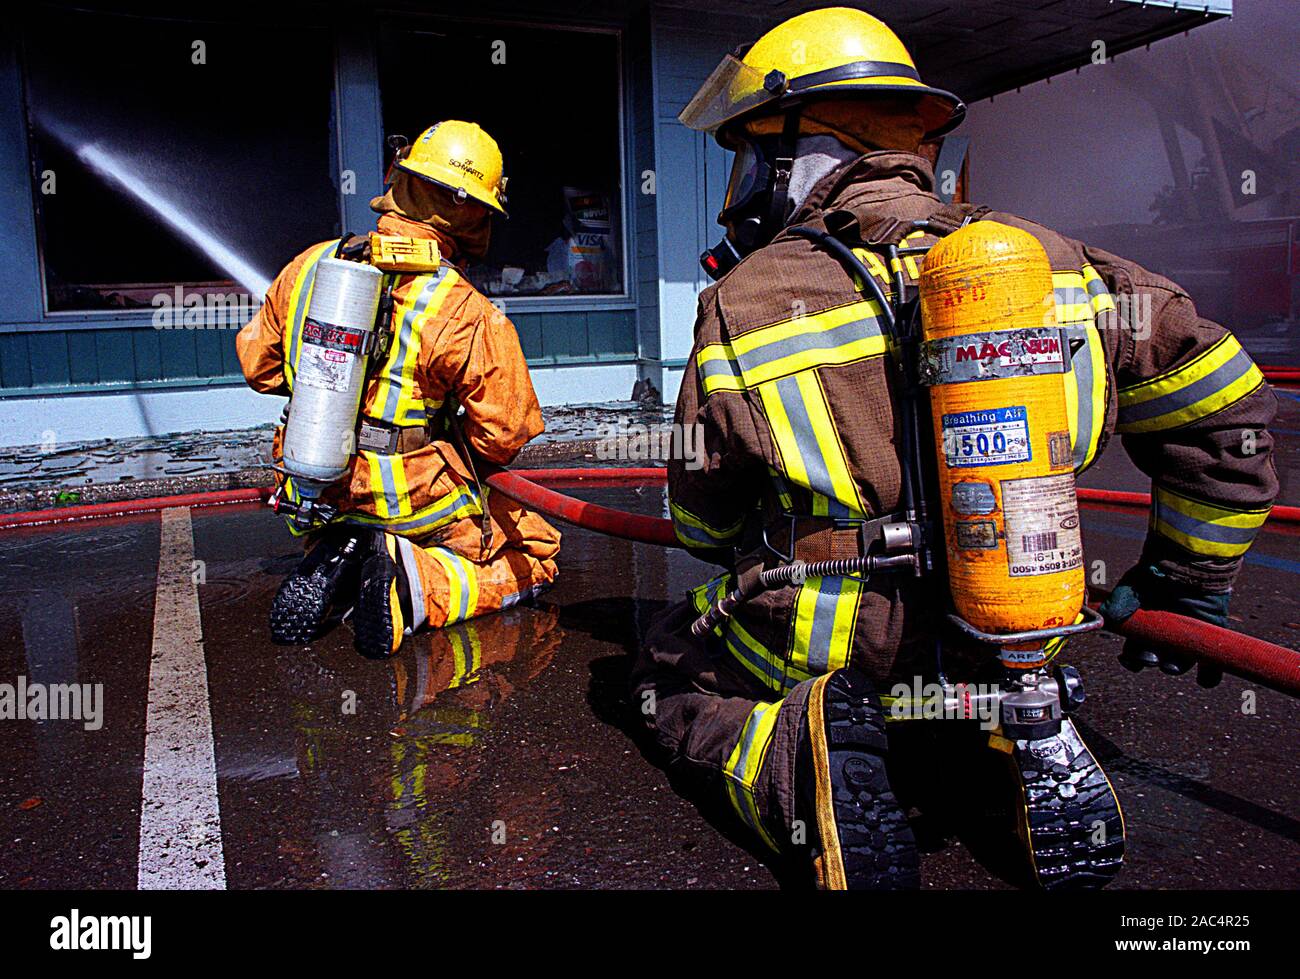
[237,121,560,658]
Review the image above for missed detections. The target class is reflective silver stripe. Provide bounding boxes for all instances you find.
[340,483,481,535]
[379,272,445,423]
[698,349,743,389]
[396,535,427,632]
[1054,285,1090,306]
[768,375,854,519]
[734,311,883,377]
[286,242,338,381]
[1065,324,1095,470]
[1154,500,1260,546]
[376,454,402,516]
[1119,348,1257,426]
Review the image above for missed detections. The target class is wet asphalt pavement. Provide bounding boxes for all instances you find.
[1,400,1297,890]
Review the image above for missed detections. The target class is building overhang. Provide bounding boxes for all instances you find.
[656,0,1233,102]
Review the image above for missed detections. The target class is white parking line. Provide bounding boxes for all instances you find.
[138,507,226,889]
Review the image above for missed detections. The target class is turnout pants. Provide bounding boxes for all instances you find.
[390,490,561,632]
[632,599,817,852]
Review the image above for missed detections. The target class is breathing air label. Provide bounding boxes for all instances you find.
[942,406,1031,468]
[1001,474,1083,577]
[299,319,364,393]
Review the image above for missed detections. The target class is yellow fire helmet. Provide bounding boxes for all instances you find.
[679,6,964,141]
[394,120,508,216]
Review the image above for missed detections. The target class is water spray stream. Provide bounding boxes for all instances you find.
[75,143,272,299]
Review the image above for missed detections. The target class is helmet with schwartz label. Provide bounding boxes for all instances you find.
[393,120,508,215]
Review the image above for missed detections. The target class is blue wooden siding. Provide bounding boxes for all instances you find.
[648,7,765,392]
[0,6,645,399]
[629,3,661,369]
[0,307,637,395]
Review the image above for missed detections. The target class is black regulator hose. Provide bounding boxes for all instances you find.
[786,226,896,334]
[690,553,917,638]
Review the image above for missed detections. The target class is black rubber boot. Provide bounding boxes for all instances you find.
[269,530,368,645]
[1003,717,1125,890]
[352,532,414,659]
[799,668,920,890]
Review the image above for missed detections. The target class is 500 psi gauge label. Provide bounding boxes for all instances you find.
[942,406,1031,468]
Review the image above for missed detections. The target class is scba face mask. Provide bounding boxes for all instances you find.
[700,130,790,280]
[699,125,862,281]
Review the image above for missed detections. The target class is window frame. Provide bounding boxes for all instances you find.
[375,11,635,313]
[8,8,637,334]
[14,10,342,332]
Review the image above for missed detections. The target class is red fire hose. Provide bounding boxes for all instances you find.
[1099,605,1300,694]
[3,469,1297,529]
[1,466,1296,697]
[1262,366,1300,385]
[485,470,678,548]
[485,471,1300,698]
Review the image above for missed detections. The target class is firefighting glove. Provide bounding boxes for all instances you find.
[1099,564,1230,687]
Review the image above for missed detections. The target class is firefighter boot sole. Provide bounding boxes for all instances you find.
[269,569,335,645]
[807,669,920,890]
[1007,716,1125,890]
[352,538,410,659]
[269,533,366,645]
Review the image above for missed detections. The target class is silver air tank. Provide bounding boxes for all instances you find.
[282,257,384,491]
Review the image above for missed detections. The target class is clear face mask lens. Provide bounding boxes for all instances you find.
[723,143,767,213]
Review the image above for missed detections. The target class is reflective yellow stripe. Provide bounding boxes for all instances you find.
[759,380,809,492]
[723,702,780,852]
[1052,271,1092,324]
[1151,485,1270,559]
[732,618,810,693]
[758,374,864,518]
[788,574,862,676]
[689,573,810,694]
[697,300,888,397]
[769,467,794,511]
[669,499,744,547]
[427,545,479,625]
[372,268,459,426]
[1118,334,1264,433]
[1083,263,1116,315]
[364,452,388,517]
[900,230,924,279]
[850,247,891,290]
[361,450,411,519]
[448,625,482,689]
[799,372,860,512]
[1053,270,1107,471]
[283,241,339,387]
[339,482,481,536]
[696,341,745,395]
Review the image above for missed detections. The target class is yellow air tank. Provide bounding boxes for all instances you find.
[918,221,1084,668]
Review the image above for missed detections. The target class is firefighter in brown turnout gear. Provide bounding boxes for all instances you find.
[633,7,1278,889]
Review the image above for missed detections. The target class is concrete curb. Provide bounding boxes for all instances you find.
[0,437,610,515]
